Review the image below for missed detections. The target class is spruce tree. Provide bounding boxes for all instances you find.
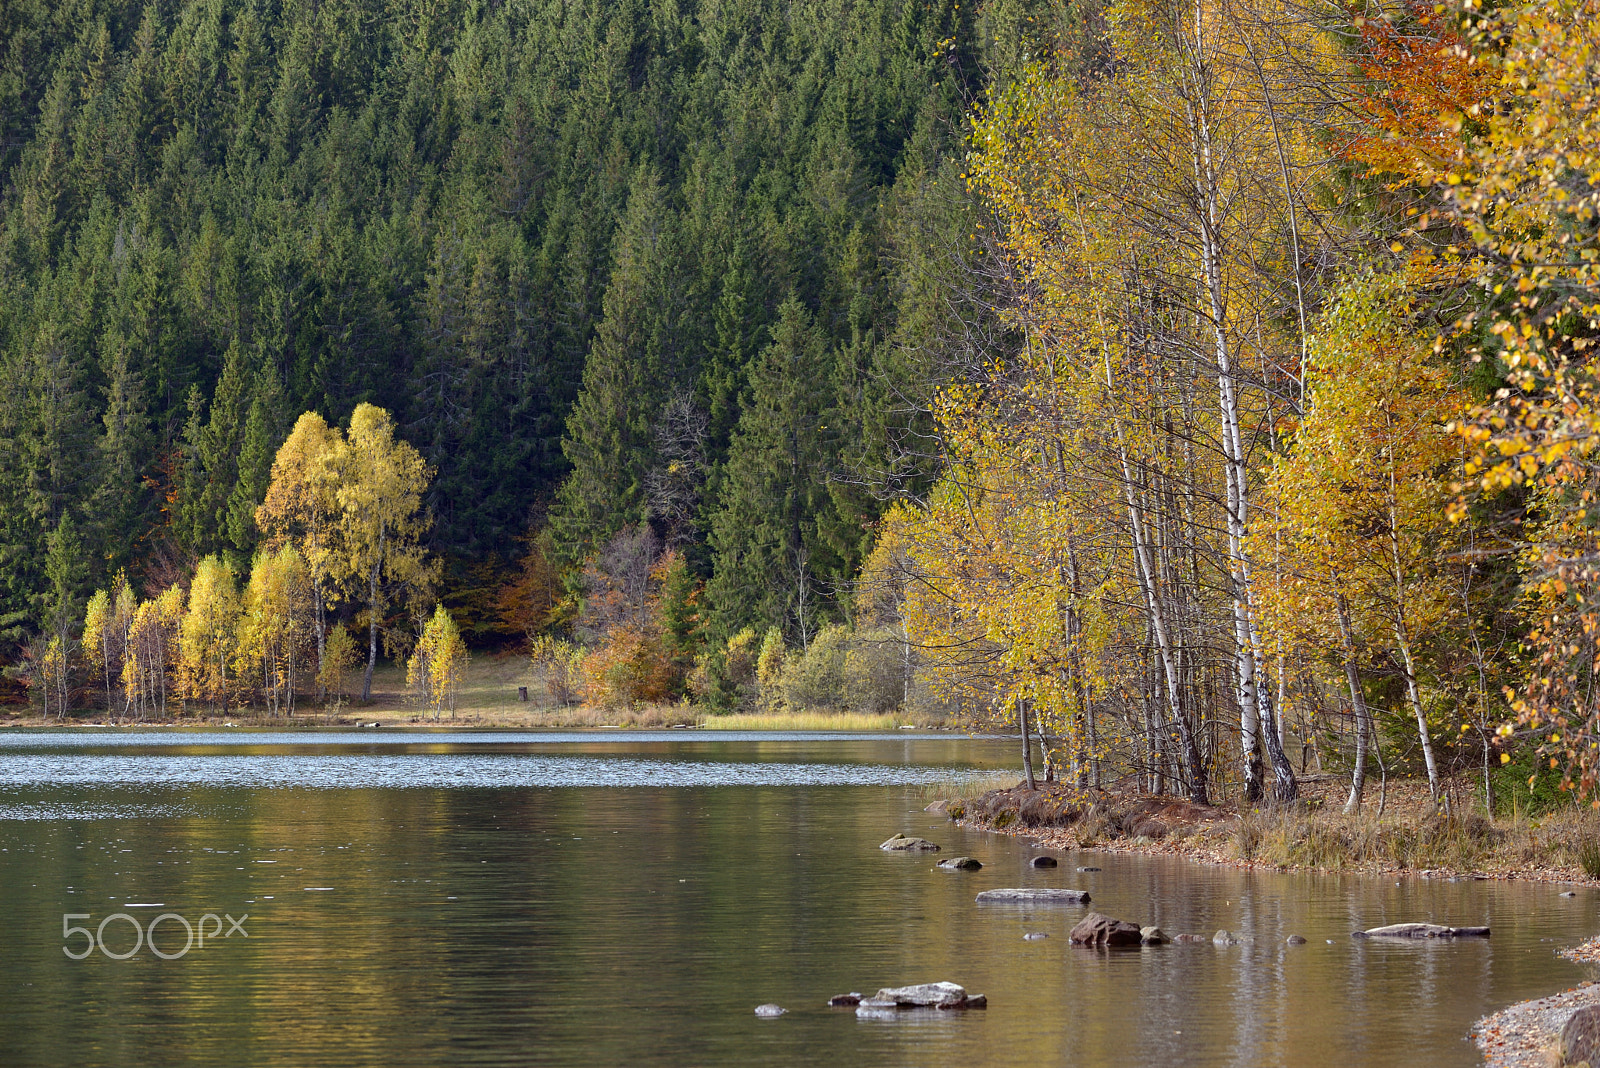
[706,298,838,645]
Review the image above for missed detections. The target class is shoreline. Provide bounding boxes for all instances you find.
[955,785,1600,1066]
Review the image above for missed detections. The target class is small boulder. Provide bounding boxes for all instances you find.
[975,888,1091,905]
[1069,912,1143,947]
[1213,930,1239,945]
[1078,866,1101,872]
[1140,926,1169,945]
[937,857,983,871]
[1030,855,1058,868]
[880,833,941,853]
[827,993,862,1007]
[1023,932,1050,940]
[861,982,986,1010]
[1171,933,1210,944]
[1352,923,1489,939]
[1286,935,1308,945]
[755,1004,787,1017]
[1562,1005,1600,1066]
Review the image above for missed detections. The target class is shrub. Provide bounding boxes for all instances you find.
[581,626,675,707]
[779,625,850,712]
[842,627,905,714]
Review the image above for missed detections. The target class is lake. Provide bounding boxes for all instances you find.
[0,730,1590,1066]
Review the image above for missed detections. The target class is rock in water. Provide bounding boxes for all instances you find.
[1077,866,1101,872]
[924,800,950,813]
[1140,926,1169,945]
[1171,934,1210,944]
[1069,912,1143,946]
[975,888,1091,905]
[1351,923,1490,939]
[827,993,862,1007]
[1286,935,1308,945]
[1023,932,1050,940]
[1213,930,1240,945]
[1563,1005,1600,1066]
[937,857,983,871]
[1030,855,1058,868]
[880,833,941,853]
[755,1004,787,1017]
[859,982,987,1010]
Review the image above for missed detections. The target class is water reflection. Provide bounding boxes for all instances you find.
[0,734,1590,1067]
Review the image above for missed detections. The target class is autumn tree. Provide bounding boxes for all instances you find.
[409,605,468,719]
[179,555,241,711]
[256,412,342,687]
[328,404,436,700]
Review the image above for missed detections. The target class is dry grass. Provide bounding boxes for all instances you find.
[6,651,949,731]
[954,773,1600,883]
[699,711,934,731]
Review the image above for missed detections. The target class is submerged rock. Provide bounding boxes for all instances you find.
[937,857,983,871]
[974,888,1090,905]
[1171,933,1210,944]
[827,993,862,1007]
[1286,935,1308,945]
[1030,855,1058,868]
[755,1004,787,1017]
[857,982,987,1011]
[1069,912,1143,946]
[1352,923,1490,939]
[1213,930,1240,945]
[880,833,941,853]
[1140,926,1169,945]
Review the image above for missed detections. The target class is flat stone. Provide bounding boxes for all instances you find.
[1140,926,1169,945]
[880,833,941,852]
[1171,933,1209,943]
[863,982,987,1010]
[827,993,861,1007]
[1069,912,1143,946]
[1352,923,1490,939]
[755,1004,787,1017]
[1030,856,1058,868]
[1286,935,1308,945]
[975,888,1091,905]
[937,857,982,870]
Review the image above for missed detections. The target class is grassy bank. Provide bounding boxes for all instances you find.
[946,774,1600,885]
[1,651,948,731]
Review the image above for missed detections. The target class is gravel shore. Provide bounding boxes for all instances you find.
[1472,980,1599,1067]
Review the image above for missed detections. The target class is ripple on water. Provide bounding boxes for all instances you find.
[0,753,997,789]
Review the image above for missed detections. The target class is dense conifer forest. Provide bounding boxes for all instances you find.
[17,0,1600,814]
[0,0,1044,645]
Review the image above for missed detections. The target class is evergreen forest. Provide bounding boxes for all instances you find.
[13,0,1600,813]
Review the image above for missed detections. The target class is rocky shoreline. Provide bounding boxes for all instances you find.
[944,784,1600,1066]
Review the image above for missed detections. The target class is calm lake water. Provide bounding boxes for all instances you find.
[0,730,1592,1067]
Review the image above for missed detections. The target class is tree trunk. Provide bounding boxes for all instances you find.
[1019,698,1036,790]
[1336,594,1370,815]
[363,564,380,701]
